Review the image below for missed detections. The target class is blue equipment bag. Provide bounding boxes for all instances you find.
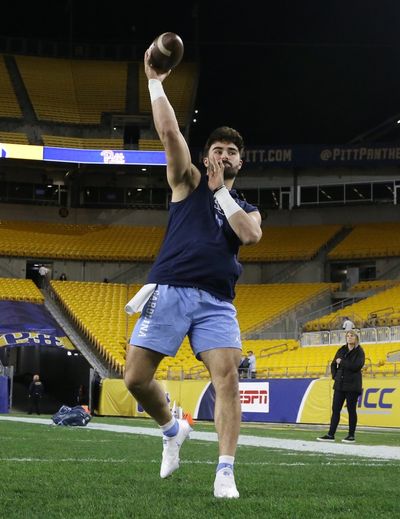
[52,405,91,426]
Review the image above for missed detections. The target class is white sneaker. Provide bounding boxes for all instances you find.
[160,419,192,478]
[214,467,240,499]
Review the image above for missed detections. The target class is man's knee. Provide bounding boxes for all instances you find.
[124,345,160,394]
[213,368,239,396]
[125,378,148,400]
[124,367,148,396]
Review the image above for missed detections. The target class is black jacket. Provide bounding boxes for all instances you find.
[331,344,365,394]
[29,381,44,398]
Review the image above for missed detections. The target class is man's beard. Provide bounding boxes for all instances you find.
[222,164,239,180]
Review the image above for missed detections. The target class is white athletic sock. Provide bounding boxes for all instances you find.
[217,455,235,472]
[160,417,178,437]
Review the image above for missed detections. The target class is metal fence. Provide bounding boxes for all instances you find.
[301,326,400,346]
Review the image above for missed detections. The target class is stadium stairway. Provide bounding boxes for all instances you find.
[242,286,335,339]
[43,291,117,379]
[3,55,38,142]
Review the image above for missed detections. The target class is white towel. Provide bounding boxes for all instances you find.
[125,283,157,315]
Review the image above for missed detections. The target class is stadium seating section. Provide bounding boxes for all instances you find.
[349,280,400,293]
[0,54,197,146]
[15,56,127,124]
[328,222,400,259]
[0,278,44,303]
[0,276,398,378]
[138,139,164,150]
[42,136,124,149]
[304,284,400,330]
[255,342,399,378]
[240,224,342,261]
[236,283,338,334]
[0,221,165,261]
[50,281,339,374]
[139,63,197,127]
[0,221,345,263]
[0,131,29,144]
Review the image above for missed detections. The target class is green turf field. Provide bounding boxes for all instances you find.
[0,416,399,518]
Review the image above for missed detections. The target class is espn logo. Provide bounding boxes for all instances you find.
[239,382,269,413]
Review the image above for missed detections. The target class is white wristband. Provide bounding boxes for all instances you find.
[214,186,241,219]
[148,79,166,103]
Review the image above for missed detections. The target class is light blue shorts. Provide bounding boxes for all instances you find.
[129,285,242,358]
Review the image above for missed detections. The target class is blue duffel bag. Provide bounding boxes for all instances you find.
[52,405,91,426]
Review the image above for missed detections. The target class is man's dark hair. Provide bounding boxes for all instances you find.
[203,126,245,157]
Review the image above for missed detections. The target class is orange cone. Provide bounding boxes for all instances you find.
[183,412,194,426]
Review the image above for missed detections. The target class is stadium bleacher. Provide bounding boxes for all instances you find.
[328,222,400,259]
[15,56,127,124]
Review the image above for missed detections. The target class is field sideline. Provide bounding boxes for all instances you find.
[0,415,399,518]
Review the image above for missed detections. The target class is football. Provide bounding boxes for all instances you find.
[148,32,184,73]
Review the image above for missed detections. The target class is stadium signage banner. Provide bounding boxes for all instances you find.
[0,332,71,348]
[239,382,269,413]
[0,143,43,161]
[42,147,167,165]
[298,378,400,427]
[0,301,74,350]
[3,142,400,168]
[99,378,400,427]
[0,142,167,165]
[241,145,400,167]
[196,144,400,168]
[196,379,312,422]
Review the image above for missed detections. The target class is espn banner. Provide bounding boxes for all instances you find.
[99,377,400,427]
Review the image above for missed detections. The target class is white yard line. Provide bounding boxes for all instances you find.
[0,457,397,467]
[0,415,399,461]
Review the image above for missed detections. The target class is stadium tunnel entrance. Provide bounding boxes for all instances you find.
[1,345,91,414]
[26,260,53,289]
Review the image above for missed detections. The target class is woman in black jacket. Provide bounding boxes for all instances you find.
[28,374,44,415]
[317,330,365,443]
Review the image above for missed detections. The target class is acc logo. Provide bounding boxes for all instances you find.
[239,382,269,413]
[358,388,396,410]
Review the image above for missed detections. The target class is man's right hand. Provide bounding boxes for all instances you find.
[207,156,225,192]
[144,49,171,82]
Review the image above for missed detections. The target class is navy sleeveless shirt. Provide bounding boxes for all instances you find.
[147,173,258,301]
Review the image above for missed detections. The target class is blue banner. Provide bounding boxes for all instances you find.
[197,379,315,423]
[0,376,8,413]
[0,301,74,349]
[43,147,167,166]
[196,143,400,169]
[3,142,400,167]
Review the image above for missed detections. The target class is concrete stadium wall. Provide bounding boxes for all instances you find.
[0,201,399,227]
